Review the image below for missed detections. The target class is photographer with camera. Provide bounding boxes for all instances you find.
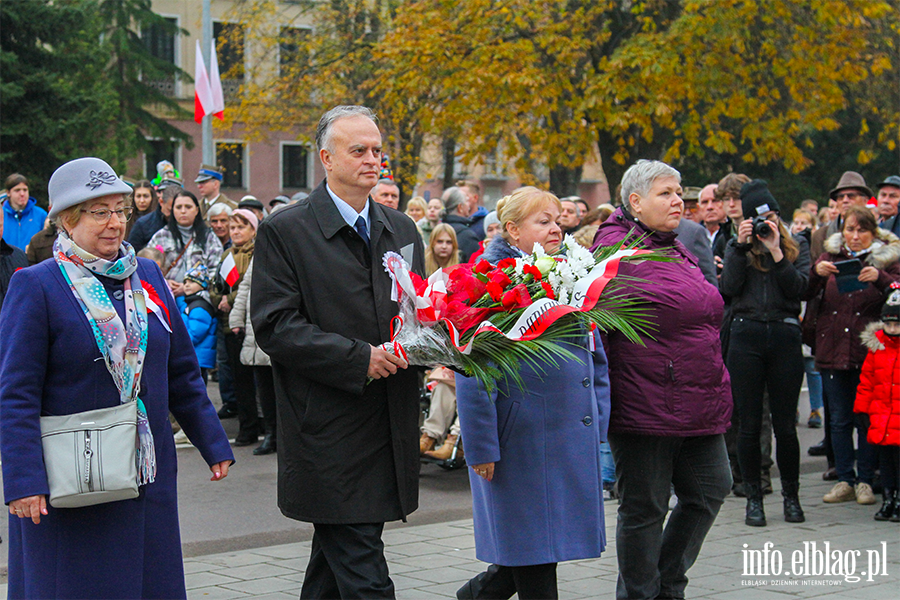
[721,180,811,528]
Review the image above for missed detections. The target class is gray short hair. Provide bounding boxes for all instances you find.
[620,160,681,206]
[207,203,233,218]
[375,178,398,191]
[441,186,468,214]
[316,105,378,153]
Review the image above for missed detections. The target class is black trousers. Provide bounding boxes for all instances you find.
[727,318,803,487]
[253,365,276,438]
[300,523,394,600]
[225,331,259,440]
[458,563,558,600]
[879,445,900,489]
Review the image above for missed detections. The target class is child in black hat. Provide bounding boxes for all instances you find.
[855,282,900,522]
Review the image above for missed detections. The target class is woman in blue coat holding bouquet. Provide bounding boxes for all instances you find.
[455,187,611,600]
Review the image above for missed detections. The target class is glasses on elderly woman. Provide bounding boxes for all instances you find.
[86,207,134,223]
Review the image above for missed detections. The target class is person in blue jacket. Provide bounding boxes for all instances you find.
[177,262,218,383]
[455,187,610,600]
[0,157,233,599]
[2,173,47,250]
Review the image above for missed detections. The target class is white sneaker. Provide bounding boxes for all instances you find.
[856,482,876,505]
[173,429,191,446]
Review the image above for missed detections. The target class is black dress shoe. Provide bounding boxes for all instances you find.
[217,404,238,419]
[823,467,838,481]
[253,435,276,455]
[808,439,827,456]
[233,434,258,447]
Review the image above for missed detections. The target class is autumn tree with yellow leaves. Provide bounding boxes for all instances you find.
[223,0,897,201]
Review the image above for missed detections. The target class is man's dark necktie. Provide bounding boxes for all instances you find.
[354,215,370,248]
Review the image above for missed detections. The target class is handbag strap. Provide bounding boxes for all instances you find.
[163,236,193,277]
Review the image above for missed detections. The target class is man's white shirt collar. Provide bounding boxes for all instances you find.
[327,184,370,232]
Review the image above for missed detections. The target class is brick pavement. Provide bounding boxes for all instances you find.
[169,471,898,599]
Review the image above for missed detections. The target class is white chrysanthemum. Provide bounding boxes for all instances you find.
[556,287,570,305]
[513,258,525,277]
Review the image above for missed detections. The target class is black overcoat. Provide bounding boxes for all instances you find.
[251,182,425,524]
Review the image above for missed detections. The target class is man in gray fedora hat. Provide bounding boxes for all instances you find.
[876,175,900,237]
[810,171,873,259]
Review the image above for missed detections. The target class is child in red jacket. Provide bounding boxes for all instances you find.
[855,282,900,522]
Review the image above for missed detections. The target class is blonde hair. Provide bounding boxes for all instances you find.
[496,186,562,243]
[137,247,166,270]
[792,208,817,229]
[405,196,427,218]
[424,223,459,276]
[55,205,84,232]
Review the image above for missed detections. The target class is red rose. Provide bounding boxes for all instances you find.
[444,300,490,333]
[473,260,492,274]
[501,284,532,310]
[447,265,487,304]
[523,264,542,281]
[541,281,556,300]
[497,258,517,271]
[488,270,511,289]
[486,280,504,302]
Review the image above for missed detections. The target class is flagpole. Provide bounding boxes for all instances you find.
[201,0,214,165]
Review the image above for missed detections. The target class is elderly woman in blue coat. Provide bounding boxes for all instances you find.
[455,187,611,600]
[0,157,234,600]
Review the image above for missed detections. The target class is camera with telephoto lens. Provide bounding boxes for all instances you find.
[752,215,773,238]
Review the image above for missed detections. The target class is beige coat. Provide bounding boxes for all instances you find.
[228,258,271,366]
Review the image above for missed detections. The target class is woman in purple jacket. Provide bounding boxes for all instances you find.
[592,160,732,600]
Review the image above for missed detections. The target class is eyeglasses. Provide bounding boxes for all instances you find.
[835,192,863,200]
[86,207,134,224]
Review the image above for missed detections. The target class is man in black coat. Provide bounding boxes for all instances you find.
[251,106,425,599]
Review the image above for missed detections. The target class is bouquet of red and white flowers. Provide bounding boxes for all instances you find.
[381,235,673,391]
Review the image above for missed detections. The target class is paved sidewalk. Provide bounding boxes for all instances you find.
[180,471,898,599]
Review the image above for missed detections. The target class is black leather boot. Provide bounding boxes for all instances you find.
[253,434,276,456]
[745,483,766,527]
[875,489,897,521]
[782,480,805,523]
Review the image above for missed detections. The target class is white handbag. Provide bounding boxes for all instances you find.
[40,402,140,508]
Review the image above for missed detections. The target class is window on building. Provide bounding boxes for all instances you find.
[141,17,177,96]
[216,142,245,189]
[282,143,309,189]
[279,27,310,76]
[144,139,179,180]
[214,21,244,101]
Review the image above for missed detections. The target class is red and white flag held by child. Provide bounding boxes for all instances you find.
[194,40,225,124]
[218,252,240,288]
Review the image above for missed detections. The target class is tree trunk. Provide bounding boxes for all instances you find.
[442,136,456,190]
[548,164,583,198]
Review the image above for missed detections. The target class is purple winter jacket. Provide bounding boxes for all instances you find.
[591,207,732,436]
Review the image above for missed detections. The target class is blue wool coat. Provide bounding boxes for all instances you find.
[177,294,218,368]
[2,197,47,250]
[0,257,234,600]
[455,336,611,567]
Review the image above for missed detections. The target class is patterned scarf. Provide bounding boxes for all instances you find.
[54,232,156,485]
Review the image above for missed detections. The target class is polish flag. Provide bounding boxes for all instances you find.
[219,252,240,287]
[194,40,225,123]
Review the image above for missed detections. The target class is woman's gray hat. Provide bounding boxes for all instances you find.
[48,157,134,219]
